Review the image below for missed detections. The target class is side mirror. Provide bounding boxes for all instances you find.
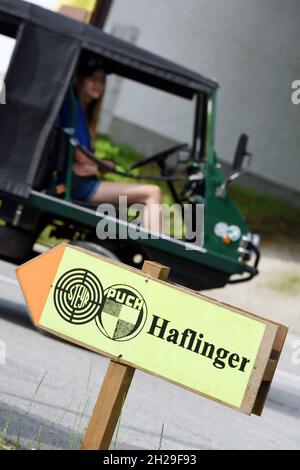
[216,134,253,199]
[233,134,252,171]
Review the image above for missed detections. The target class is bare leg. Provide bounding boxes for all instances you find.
[89,181,163,232]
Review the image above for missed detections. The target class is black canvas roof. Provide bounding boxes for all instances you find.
[0,0,218,198]
[0,0,218,97]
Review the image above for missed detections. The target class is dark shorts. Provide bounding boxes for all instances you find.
[71,173,101,202]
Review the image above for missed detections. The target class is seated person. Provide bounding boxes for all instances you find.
[58,58,162,233]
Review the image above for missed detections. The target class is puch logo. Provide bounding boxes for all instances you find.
[54,269,147,341]
[0,78,6,105]
[95,285,147,341]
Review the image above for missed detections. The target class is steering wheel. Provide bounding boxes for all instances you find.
[129,143,189,171]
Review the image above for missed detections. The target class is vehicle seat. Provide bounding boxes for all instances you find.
[34,128,68,193]
[34,129,123,218]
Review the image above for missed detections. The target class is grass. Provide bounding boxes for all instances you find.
[15,371,48,450]
[68,360,93,450]
[0,439,16,450]
[0,372,48,451]
[95,137,300,244]
[2,135,300,248]
[229,185,300,244]
[0,362,93,451]
[95,136,174,205]
[158,422,165,450]
[270,273,300,295]
[0,358,157,451]
[0,414,15,450]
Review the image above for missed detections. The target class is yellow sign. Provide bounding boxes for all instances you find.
[17,244,286,415]
[55,0,97,13]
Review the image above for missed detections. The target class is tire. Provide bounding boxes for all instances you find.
[69,240,120,261]
[0,225,35,261]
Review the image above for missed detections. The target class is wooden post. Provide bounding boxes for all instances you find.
[90,0,114,28]
[80,261,170,450]
[57,1,114,27]
[252,324,288,416]
[80,361,135,450]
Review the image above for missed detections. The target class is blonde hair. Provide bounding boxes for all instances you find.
[86,94,103,143]
[76,71,106,145]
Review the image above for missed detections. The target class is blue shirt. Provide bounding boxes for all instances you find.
[59,92,93,152]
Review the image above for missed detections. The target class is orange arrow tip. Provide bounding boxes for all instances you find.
[16,244,67,326]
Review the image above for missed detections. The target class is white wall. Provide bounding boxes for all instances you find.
[104,0,300,195]
[22,0,56,9]
[0,35,15,78]
[0,1,57,77]
[0,0,299,195]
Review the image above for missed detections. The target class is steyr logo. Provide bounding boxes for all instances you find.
[54,269,104,324]
[53,270,148,341]
[0,78,5,104]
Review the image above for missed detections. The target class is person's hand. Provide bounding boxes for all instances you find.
[100,159,116,173]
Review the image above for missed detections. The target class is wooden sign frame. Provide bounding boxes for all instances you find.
[17,244,288,450]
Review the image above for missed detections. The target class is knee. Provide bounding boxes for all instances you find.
[147,184,162,203]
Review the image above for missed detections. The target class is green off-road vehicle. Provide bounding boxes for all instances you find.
[0,0,260,290]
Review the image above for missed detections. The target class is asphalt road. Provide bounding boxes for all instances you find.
[0,259,299,450]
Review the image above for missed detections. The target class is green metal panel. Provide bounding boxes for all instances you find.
[206,91,218,166]
[21,190,249,276]
[204,154,249,260]
[203,90,250,261]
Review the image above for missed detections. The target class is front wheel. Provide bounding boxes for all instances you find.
[69,239,149,270]
[69,240,120,261]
